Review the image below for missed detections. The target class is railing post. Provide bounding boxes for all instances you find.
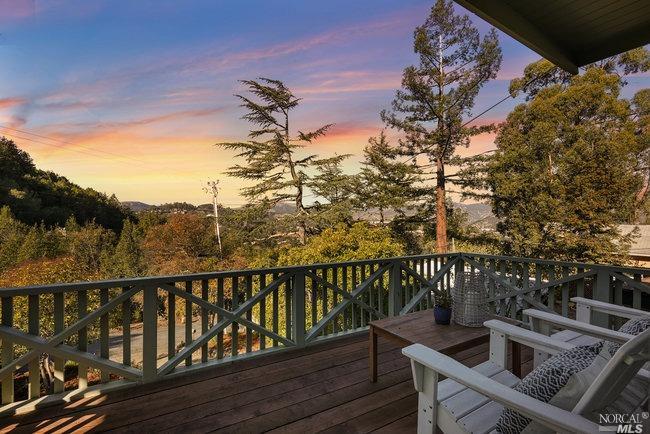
[389,260,402,316]
[1,296,14,404]
[454,254,464,284]
[142,285,158,382]
[592,268,610,327]
[292,270,306,347]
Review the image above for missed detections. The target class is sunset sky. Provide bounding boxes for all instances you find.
[1,0,649,206]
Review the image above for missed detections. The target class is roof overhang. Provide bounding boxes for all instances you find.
[454,0,650,74]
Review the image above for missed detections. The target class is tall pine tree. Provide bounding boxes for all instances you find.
[381,0,501,252]
[217,78,343,244]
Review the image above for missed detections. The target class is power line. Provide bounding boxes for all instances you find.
[0,129,132,163]
[0,125,203,179]
[0,124,149,165]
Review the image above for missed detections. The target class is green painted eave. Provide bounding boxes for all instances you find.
[454,0,650,74]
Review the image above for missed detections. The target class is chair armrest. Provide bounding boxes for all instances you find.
[402,344,600,433]
[484,320,574,355]
[571,297,649,320]
[523,309,633,344]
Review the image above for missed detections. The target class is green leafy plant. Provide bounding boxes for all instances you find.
[433,288,452,309]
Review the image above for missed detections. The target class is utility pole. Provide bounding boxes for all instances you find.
[204,180,223,257]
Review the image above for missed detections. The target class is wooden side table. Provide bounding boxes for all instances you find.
[369,309,522,382]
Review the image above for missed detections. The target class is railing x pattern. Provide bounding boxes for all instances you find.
[0,252,647,409]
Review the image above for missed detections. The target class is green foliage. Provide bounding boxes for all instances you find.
[380,0,502,252]
[17,224,63,263]
[486,68,642,262]
[433,287,451,308]
[308,154,355,205]
[275,222,404,266]
[0,136,132,232]
[66,219,116,272]
[0,206,28,272]
[142,213,218,275]
[356,132,418,223]
[308,154,356,230]
[104,220,144,278]
[632,88,650,223]
[509,48,650,100]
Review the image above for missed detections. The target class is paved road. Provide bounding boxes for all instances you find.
[87,319,212,366]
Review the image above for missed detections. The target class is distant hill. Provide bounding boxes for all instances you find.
[120,198,499,231]
[121,201,214,213]
[455,202,498,231]
[270,202,296,215]
[122,201,154,212]
[0,137,132,232]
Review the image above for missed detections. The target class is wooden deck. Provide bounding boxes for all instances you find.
[0,331,532,433]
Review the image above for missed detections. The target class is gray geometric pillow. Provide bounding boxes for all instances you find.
[495,343,603,433]
[606,317,650,356]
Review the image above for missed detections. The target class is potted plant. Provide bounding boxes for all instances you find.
[433,289,452,325]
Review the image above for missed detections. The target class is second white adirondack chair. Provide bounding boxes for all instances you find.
[403,320,650,434]
[525,297,650,367]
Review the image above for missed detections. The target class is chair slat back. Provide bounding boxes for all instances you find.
[574,328,650,414]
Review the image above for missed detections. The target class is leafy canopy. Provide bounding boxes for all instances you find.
[486,67,643,262]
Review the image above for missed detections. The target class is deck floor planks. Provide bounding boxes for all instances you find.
[319,394,419,434]
[0,329,532,433]
[8,336,375,432]
[266,342,496,434]
[372,411,418,433]
[124,344,406,432]
[8,335,368,427]
[189,354,414,433]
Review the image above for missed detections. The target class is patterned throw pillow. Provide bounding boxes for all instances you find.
[495,343,603,434]
[606,317,650,356]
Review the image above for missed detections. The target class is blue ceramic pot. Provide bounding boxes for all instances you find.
[434,306,452,325]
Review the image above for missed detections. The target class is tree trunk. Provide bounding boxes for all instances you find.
[435,157,448,253]
[296,193,306,245]
[40,354,54,394]
[633,168,650,223]
[285,113,307,245]
[435,34,448,253]
[212,191,223,256]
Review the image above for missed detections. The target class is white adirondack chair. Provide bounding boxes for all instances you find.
[525,297,650,367]
[403,320,650,434]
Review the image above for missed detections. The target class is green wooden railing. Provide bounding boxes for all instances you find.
[0,252,648,408]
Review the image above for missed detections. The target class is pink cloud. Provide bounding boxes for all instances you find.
[0,0,35,20]
[175,7,423,76]
[296,70,401,95]
[0,97,26,110]
[0,0,102,24]
[0,114,27,129]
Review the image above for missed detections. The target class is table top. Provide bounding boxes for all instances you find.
[369,309,490,353]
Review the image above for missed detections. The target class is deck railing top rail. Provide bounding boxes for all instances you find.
[0,252,456,295]
[464,252,650,274]
[3,251,650,295]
